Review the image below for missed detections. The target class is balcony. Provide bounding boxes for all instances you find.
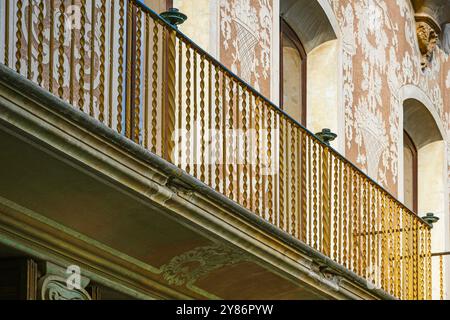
[0,0,443,300]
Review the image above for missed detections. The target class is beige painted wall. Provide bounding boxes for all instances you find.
[173,0,218,58]
[144,0,167,13]
[307,39,339,147]
[417,140,449,299]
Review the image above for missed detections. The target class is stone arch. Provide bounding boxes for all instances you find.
[398,84,449,299]
[279,0,344,153]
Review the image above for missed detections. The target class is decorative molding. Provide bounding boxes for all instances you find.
[160,244,251,286]
[416,15,440,69]
[38,275,92,300]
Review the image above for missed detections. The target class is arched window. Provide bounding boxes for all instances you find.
[280,0,340,149]
[403,130,418,212]
[280,19,307,125]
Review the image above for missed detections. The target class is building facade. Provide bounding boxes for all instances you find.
[0,0,448,300]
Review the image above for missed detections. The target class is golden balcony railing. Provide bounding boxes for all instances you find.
[432,252,449,300]
[0,0,434,299]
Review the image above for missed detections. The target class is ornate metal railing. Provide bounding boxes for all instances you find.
[0,0,434,299]
[432,252,449,300]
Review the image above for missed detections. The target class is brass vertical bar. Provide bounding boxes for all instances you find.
[49,0,54,93]
[267,106,273,224]
[116,0,125,133]
[333,155,339,261]
[440,255,444,300]
[27,0,32,80]
[290,122,297,236]
[313,141,318,250]
[214,65,221,190]
[78,0,87,111]
[419,225,425,299]
[389,199,395,296]
[221,70,227,193]
[69,0,75,104]
[395,203,401,298]
[260,100,266,218]
[98,0,107,122]
[185,42,192,173]
[412,218,418,299]
[249,94,254,212]
[143,12,150,148]
[254,96,261,216]
[279,115,285,230]
[236,84,240,205]
[381,194,387,291]
[15,0,24,73]
[227,78,234,200]
[108,0,115,128]
[209,62,213,186]
[89,0,97,114]
[371,184,376,285]
[342,163,348,267]
[4,0,9,67]
[199,55,206,181]
[37,0,45,86]
[57,0,66,99]
[193,53,198,177]
[133,8,142,144]
[177,38,183,166]
[427,228,432,300]
[308,136,312,246]
[151,21,159,153]
[352,171,359,274]
[242,89,249,208]
[362,179,367,277]
[403,209,408,299]
[300,131,307,242]
[338,160,343,264]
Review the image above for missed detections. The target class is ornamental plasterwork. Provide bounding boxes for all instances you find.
[219,0,272,96]
[326,0,449,195]
[4,0,122,131]
[160,244,251,287]
[38,275,92,300]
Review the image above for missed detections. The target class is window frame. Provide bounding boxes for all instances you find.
[280,18,307,126]
[403,130,418,213]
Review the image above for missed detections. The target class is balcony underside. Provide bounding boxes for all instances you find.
[0,65,391,300]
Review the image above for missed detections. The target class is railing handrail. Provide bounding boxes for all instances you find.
[432,251,450,257]
[134,0,430,229]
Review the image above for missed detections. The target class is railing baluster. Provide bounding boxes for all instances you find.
[15,0,24,74]
[440,255,444,300]
[267,106,273,224]
[133,7,142,143]
[227,78,234,201]
[4,0,10,67]
[37,0,45,86]
[214,65,221,190]
[333,155,339,261]
[254,96,261,216]
[116,0,125,133]
[199,55,206,182]
[342,163,348,267]
[143,12,150,148]
[290,121,297,236]
[184,43,191,173]
[177,38,183,167]
[300,130,307,242]
[279,115,285,230]
[98,0,107,122]
[108,0,116,128]
[313,141,318,250]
